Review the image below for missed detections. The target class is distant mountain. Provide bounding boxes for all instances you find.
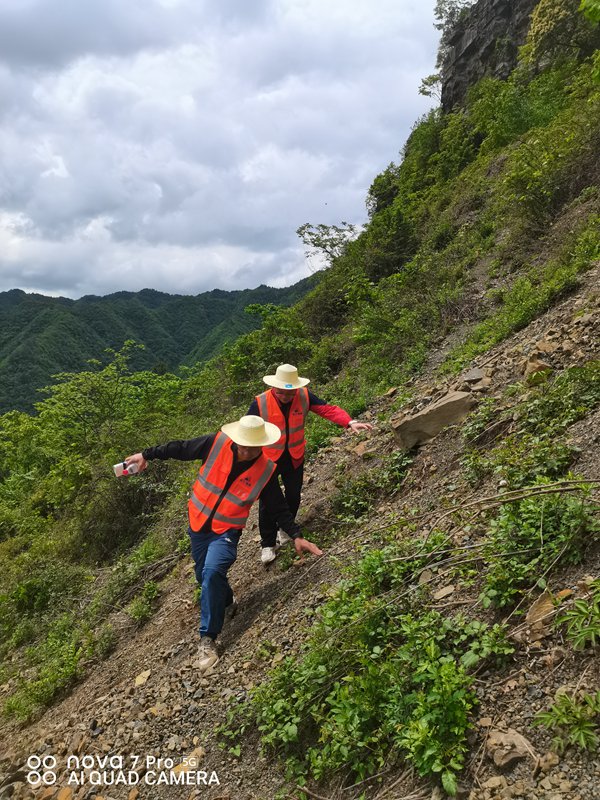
[0,279,316,413]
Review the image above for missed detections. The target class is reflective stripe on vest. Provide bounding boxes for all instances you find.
[188,433,276,533]
[255,387,309,462]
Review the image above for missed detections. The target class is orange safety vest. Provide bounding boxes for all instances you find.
[188,433,276,533]
[255,387,309,463]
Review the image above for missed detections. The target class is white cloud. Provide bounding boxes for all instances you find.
[0,0,438,297]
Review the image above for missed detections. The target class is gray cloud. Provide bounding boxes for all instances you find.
[0,0,175,68]
[0,0,439,298]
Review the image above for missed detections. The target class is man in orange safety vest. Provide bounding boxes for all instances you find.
[247,364,373,565]
[125,414,323,672]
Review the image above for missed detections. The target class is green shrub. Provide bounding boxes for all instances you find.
[535,690,600,751]
[462,361,600,487]
[330,452,413,521]
[468,67,573,152]
[93,623,117,659]
[463,434,576,488]
[126,581,160,625]
[482,481,598,608]
[221,534,513,793]
[555,579,600,649]
[4,615,90,720]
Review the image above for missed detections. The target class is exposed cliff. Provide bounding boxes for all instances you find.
[441,0,538,111]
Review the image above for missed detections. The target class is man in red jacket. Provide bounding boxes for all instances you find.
[125,414,322,672]
[247,364,373,565]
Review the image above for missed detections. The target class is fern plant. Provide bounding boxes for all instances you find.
[555,579,600,649]
[535,690,600,752]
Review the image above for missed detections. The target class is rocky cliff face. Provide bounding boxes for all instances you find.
[441,0,538,111]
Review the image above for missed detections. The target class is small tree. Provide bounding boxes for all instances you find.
[434,0,477,69]
[296,221,361,269]
[366,164,401,217]
[419,73,442,101]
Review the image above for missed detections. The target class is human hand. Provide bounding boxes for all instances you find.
[293,537,324,564]
[348,420,374,434]
[125,453,148,473]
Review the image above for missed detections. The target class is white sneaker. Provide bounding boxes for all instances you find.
[197,637,219,673]
[261,546,277,565]
[276,529,293,547]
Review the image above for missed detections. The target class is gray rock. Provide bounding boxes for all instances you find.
[392,391,476,449]
[441,0,538,111]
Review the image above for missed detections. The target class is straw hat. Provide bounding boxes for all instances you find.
[263,363,310,389]
[221,415,281,447]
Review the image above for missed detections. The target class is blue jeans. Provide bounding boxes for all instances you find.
[189,527,241,639]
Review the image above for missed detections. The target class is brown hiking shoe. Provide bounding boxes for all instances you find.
[197,637,219,673]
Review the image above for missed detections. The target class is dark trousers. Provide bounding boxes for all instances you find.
[258,461,304,547]
[189,527,241,639]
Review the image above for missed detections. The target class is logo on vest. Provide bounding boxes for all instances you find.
[240,476,252,487]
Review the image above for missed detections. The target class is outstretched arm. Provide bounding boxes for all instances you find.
[124,434,216,473]
[308,391,374,434]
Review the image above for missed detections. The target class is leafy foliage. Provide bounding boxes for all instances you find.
[525,0,599,66]
[555,579,600,649]
[296,222,361,265]
[4,614,97,720]
[462,361,600,487]
[535,690,600,751]
[127,581,161,625]
[330,451,413,521]
[222,535,513,793]
[482,481,598,608]
[580,0,600,23]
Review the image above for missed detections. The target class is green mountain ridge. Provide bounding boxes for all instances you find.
[0,278,316,414]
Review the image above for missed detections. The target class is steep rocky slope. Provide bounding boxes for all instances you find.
[0,261,598,800]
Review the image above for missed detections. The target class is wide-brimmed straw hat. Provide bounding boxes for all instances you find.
[263,363,310,389]
[221,415,281,447]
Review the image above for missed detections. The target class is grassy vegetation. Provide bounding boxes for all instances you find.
[460,362,600,609]
[330,451,413,522]
[442,215,600,374]
[481,481,597,608]
[462,361,600,487]
[220,532,514,795]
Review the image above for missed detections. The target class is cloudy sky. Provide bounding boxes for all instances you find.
[0,0,439,299]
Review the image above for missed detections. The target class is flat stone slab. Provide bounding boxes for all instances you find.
[392,391,476,449]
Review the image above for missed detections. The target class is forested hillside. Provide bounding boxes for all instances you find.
[0,278,315,414]
[1,1,599,798]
